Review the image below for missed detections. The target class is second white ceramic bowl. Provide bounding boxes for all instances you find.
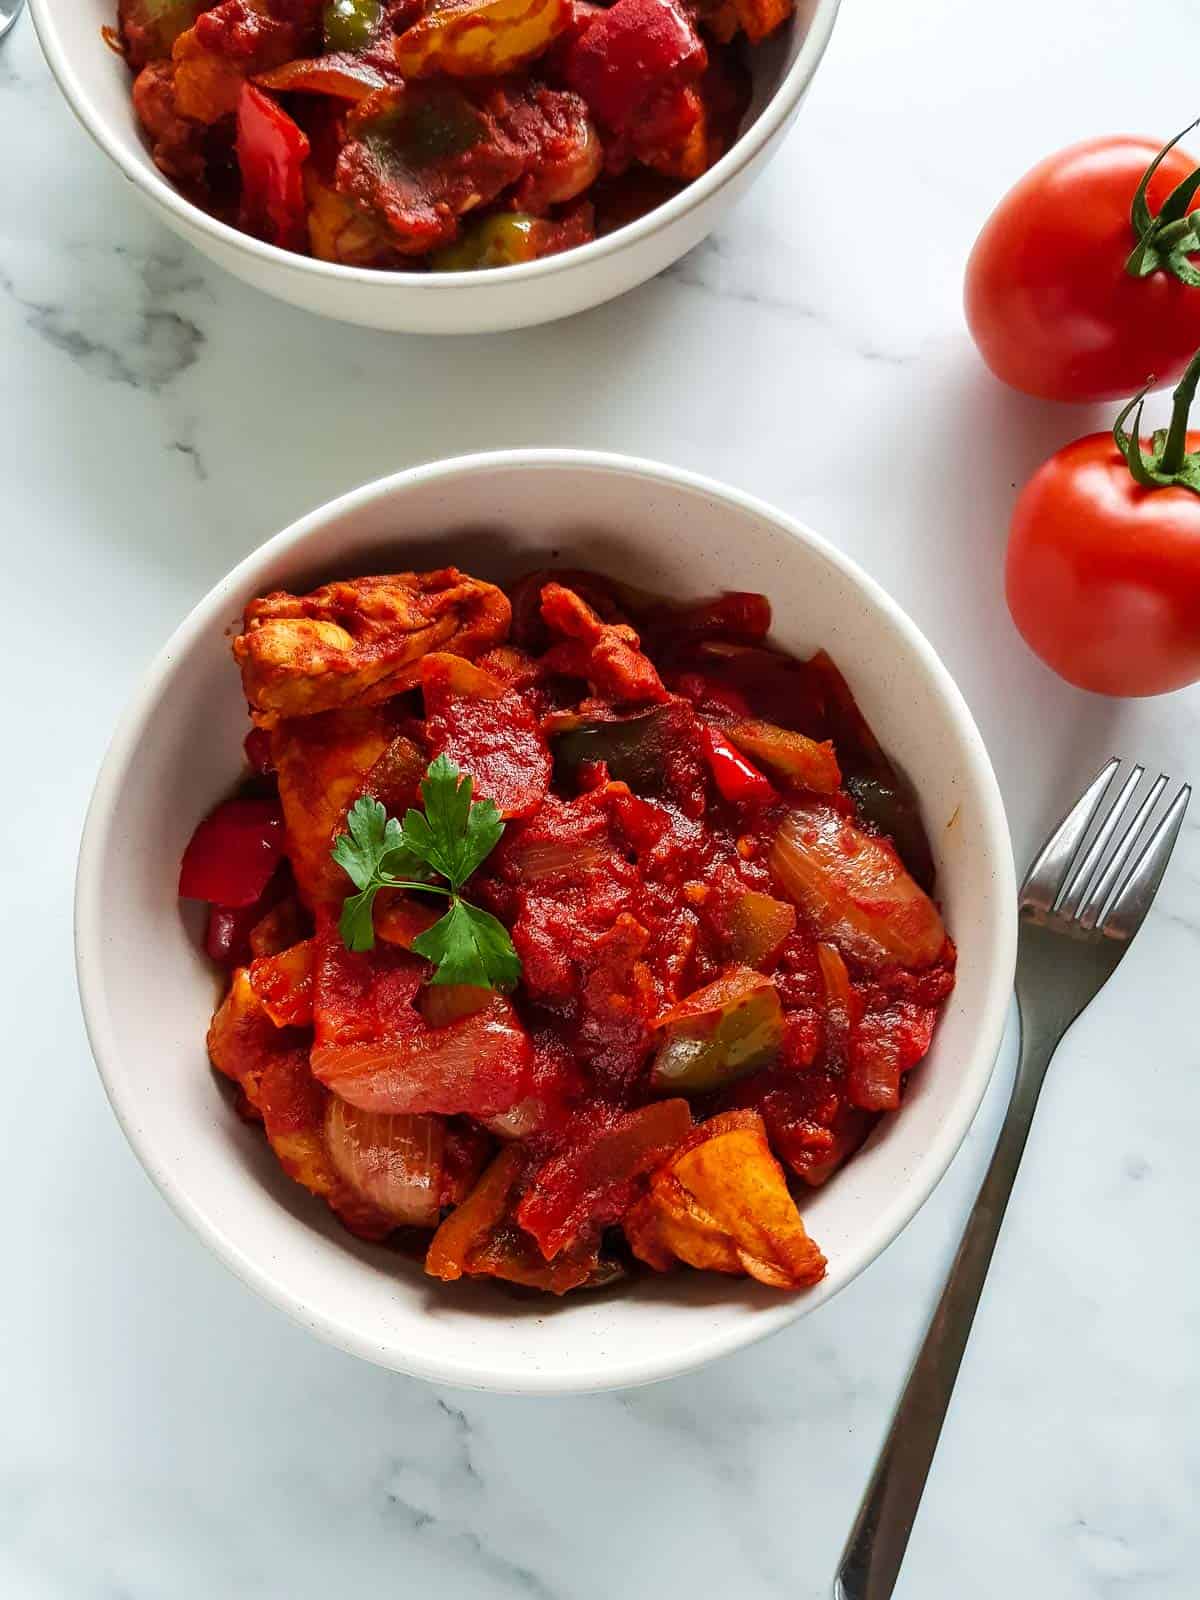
[76,451,1016,1392]
[32,0,841,333]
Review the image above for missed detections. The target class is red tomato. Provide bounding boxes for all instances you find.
[966,134,1200,402]
[1006,429,1200,697]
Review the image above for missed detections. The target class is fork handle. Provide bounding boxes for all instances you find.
[833,1010,1057,1600]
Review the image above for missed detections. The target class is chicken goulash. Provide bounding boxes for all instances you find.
[110,0,791,271]
[180,565,956,1295]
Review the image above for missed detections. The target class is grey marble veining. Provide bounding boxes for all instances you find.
[2,0,1198,1595]
[3,245,207,390]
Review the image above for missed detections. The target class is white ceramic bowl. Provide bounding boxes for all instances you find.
[32,0,841,333]
[76,451,1016,1393]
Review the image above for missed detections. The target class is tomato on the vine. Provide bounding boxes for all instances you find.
[966,128,1200,402]
[1006,352,1200,696]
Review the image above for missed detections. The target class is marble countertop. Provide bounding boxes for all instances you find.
[4,0,1198,1594]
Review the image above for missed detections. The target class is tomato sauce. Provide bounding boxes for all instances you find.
[113,0,767,271]
[183,567,956,1294]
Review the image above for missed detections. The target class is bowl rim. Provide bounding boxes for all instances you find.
[31,0,842,294]
[75,449,1017,1392]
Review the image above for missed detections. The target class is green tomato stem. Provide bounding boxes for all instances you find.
[1124,120,1200,283]
[1159,346,1200,473]
[1112,346,1200,495]
[1154,215,1199,252]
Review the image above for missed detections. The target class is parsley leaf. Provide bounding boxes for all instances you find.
[330,796,429,890]
[401,754,505,889]
[331,795,443,953]
[330,796,394,889]
[338,884,387,953]
[329,757,521,992]
[412,899,523,992]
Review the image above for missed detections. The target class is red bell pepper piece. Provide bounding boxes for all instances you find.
[702,727,776,807]
[235,83,311,252]
[179,795,285,907]
[203,853,292,968]
[645,591,773,645]
[674,672,753,719]
[559,0,706,132]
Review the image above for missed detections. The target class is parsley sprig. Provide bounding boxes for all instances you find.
[330,755,521,992]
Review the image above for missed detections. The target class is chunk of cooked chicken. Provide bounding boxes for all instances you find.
[393,0,570,80]
[248,937,315,1027]
[539,581,668,704]
[234,568,512,726]
[207,964,285,1111]
[131,62,211,195]
[119,0,210,70]
[171,0,321,123]
[625,1109,826,1288]
[270,706,394,909]
[704,0,792,44]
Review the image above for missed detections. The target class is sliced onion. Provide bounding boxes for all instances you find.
[311,996,532,1118]
[847,1034,902,1112]
[484,1096,545,1139]
[324,1100,446,1228]
[507,836,611,883]
[769,805,945,971]
[816,942,856,1072]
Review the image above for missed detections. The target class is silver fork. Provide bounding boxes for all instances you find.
[833,758,1191,1600]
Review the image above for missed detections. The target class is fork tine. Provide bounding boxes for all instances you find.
[1099,783,1191,940]
[1056,763,1144,917]
[1021,758,1119,912]
[1078,773,1168,929]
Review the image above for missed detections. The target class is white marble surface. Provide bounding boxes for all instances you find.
[3,0,1198,1594]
